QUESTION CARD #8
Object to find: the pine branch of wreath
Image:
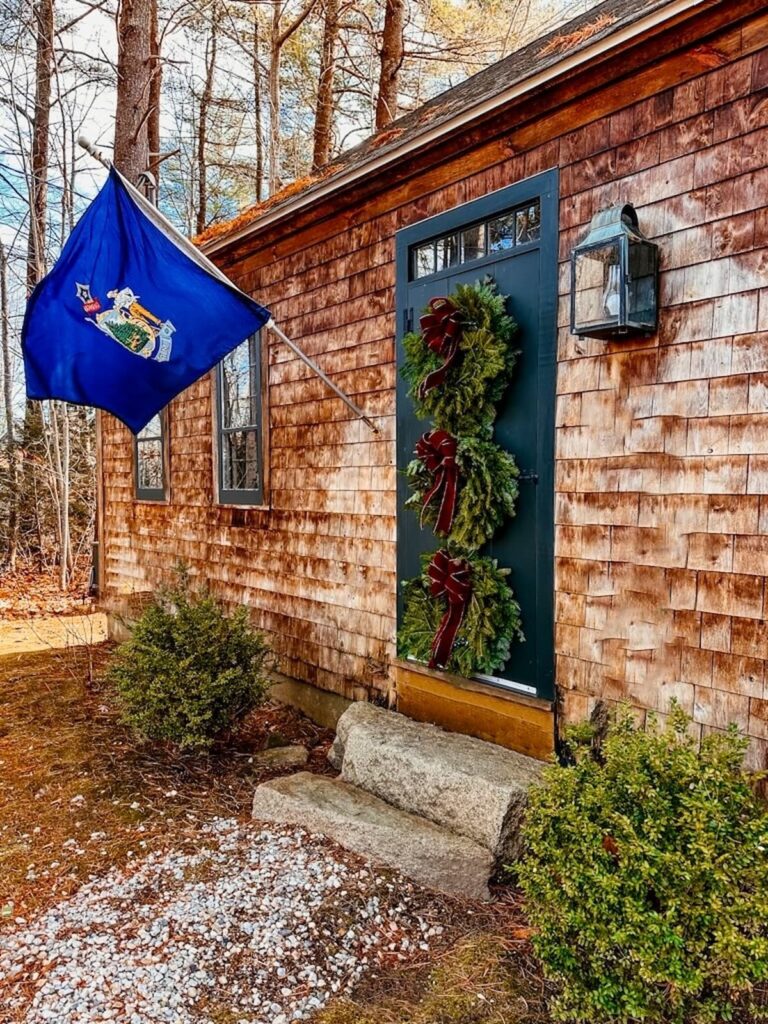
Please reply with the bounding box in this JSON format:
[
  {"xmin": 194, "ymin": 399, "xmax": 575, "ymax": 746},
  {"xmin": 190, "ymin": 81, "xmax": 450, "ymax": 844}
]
[
  {"xmin": 400, "ymin": 281, "xmax": 519, "ymax": 435},
  {"xmin": 405, "ymin": 434, "xmax": 520, "ymax": 551}
]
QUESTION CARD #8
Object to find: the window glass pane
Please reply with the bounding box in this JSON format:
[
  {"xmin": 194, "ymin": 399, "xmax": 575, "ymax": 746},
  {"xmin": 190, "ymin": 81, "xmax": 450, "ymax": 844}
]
[
  {"xmin": 137, "ymin": 414, "xmax": 161, "ymax": 440},
  {"xmin": 414, "ymin": 243, "xmax": 435, "ymax": 278},
  {"xmin": 488, "ymin": 214, "xmax": 516, "ymax": 252},
  {"xmin": 220, "ymin": 339, "xmax": 257, "ymax": 429},
  {"xmin": 435, "ymin": 234, "xmax": 459, "ymax": 271},
  {"xmin": 516, "ymin": 201, "xmax": 541, "ymax": 244},
  {"xmin": 461, "ymin": 225, "xmax": 485, "ymax": 262},
  {"xmin": 222, "ymin": 429, "xmax": 260, "ymax": 491},
  {"xmin": 137, "ymin": 439, "xmax": 163, "ymax": 490},
  {"xmin": 216, "ymin": 333, "xmax": 262, "ymax": 500}
]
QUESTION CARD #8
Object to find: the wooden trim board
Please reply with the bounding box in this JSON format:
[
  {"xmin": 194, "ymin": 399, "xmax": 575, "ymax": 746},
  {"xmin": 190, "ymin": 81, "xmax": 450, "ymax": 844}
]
[{"xmin": 394, "ymin": 659, "xmax": 555, "ymax": 761}]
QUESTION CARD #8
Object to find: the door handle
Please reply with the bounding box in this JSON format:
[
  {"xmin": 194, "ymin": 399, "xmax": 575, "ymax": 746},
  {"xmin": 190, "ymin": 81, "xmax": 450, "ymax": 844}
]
[{"xmin": 518, "ymin": 471, "xmax": 539, "ymax": 483}]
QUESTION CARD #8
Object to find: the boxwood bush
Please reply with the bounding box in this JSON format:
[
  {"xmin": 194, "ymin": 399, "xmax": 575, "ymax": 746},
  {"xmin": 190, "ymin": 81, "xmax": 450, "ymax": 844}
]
[
  {"xmin": 517, "ymin": 704, "xmax": 768, "ymax": 1024},
  {"xmin": 109, "ymin": 577, "xmax": 271, "ymax": 750}
]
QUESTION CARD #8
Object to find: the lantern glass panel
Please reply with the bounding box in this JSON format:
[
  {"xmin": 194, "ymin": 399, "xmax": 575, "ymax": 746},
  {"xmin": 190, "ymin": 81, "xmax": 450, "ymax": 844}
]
[
  {"xmin": 628, "ymin": 236, "xmax": 658, "ymax": 328},
  {"xmin": 573, "ymin": 241, "xmax": 622, "ymax": 331}
]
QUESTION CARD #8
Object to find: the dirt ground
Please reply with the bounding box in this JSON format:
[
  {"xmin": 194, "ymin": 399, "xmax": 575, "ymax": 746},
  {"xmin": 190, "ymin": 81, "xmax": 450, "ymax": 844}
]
[
  {"xmin": 0, "ymin": 643, "xmax": 552, "ymax": 1024},
  {"xmin": 0, "ymin": 613, "xmax": 107, "ymax": 657},
  {"xmin": 0, "ymin": 644, "xmax": 337, "ymax": 922}
]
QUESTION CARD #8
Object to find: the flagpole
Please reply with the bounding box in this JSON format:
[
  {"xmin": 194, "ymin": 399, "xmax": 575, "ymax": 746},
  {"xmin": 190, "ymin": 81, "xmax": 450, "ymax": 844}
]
[
  {"xmin": 77, "ymin": 136, "xmax": 111, "ymax": 169},
  {"xmin": 267, "ymin": 319, "xmax": 379, "ymax": 434},
  {"xmin": 77, "ymin": 137, "xmax": 379, "ymax": 435}
]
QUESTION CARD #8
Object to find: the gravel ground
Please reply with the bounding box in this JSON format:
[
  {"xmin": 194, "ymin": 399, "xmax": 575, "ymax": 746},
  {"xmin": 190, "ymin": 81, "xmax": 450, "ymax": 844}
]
[{"xmin": 0, "ymin": 819, "xmax": 439, "ymax": 1024}]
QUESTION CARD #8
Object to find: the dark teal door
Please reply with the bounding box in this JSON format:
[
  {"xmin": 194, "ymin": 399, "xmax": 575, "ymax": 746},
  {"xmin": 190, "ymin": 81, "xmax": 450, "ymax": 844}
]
[{"xmin": 395, "ymin": 170, "xmax": 558, "ymax": 700}]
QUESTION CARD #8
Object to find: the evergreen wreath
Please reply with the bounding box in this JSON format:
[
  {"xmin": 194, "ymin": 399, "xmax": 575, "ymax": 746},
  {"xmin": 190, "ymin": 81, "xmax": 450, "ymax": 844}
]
[
  {"xmin": 401, "ymin": 280, "xmax": 519, "ymax": 434},
  {"xmin": 398, "ymin": 550, "xmax": 524, "ymax": 677},
  {"xmin": 405, "ymin": 432, "xmax": 520, "ymax": 550}
]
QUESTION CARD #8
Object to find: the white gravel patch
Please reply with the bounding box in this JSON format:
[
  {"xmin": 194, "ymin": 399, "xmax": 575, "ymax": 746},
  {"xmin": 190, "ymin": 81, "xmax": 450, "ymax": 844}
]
[{"xmin": 0, "ymin": 819, "xmax": 437, "ymax": 1024}]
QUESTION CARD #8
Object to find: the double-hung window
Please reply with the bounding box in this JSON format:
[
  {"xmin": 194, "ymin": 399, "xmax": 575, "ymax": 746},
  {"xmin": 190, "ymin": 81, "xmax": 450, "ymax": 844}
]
[
  {"xmin": 216, "ymin": 333, "xmax": 264, "ymax": 504},
  {"xmin": 134, "ymin": 411, "xmax": 167, "ymax": 501}
]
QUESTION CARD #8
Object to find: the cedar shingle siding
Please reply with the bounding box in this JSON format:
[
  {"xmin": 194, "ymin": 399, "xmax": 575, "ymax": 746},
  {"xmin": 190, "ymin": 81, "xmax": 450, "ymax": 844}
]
[
  {"xmin": 555, "ymin": 47, "xmax": 768, "ymax": 769},
  {"xmin": 100, "ymin": 0, "xmax": 768, "ymax": 768}
]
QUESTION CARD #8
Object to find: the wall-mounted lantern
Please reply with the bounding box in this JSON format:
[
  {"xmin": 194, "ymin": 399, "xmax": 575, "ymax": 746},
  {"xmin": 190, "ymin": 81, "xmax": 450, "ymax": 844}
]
[{"xmin": 570, "ymin": 203, "xmax": 658, "ymax": 340}]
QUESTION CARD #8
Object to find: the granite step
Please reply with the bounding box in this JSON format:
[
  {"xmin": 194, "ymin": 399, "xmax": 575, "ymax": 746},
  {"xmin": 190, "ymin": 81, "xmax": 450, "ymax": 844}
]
[
  {"xmin": 252, "ymin": 771, "xmax": 494, "ymax": 900},
  {"xmin": 330, "ymin": 702, "xmax": 544, "ymax": 863}
]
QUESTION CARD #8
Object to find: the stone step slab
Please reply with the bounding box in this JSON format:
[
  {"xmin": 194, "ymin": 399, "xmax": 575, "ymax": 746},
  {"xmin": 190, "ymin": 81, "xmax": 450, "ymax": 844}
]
[
  {"xmin": 332, "ymin": 702, "xmax": 544, "ymax": 863},
  {"xmin": 251, "ymin": 771, "xmax": 493, "ymax": 900}
]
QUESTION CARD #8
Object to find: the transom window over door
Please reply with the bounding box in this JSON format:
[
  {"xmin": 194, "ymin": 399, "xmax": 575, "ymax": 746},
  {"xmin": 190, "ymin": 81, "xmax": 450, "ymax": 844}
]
[
  {"xmin": 135, "ymin": 411, "xmax": 167, "ymax": 501},
  {"xmin": 216, "ymin": 333, "xmax": 264, "ymax": 505},
  {"xmin": 411, "ymin": 197, "xmax": 542, "ymax": 279}
]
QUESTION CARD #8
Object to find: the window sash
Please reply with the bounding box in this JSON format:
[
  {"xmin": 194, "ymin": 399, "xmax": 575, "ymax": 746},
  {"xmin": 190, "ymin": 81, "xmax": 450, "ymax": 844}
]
[
  {"xmin": 410, "ymin": 197, "xmax": 542, "ymax": 281},
  {"xmin": 216, "ymin": 333, "xmax": 264, "ymax": 505},
  {"xmin": 134, "ymin": 411, "xmax": 167, "ymax": 501}
]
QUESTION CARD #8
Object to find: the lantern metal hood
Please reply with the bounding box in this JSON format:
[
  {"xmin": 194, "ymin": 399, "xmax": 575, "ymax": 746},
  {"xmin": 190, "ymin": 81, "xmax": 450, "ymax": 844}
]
[{"xmin": 570, "ymin": 203, "xmax": 659, "ymax": 341}]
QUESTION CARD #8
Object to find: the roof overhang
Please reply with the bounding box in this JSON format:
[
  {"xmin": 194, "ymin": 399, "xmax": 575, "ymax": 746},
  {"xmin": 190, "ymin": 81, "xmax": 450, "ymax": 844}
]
[{"xmin": 202, "ymin": 0, "xmax": 710, "ymax": 256}]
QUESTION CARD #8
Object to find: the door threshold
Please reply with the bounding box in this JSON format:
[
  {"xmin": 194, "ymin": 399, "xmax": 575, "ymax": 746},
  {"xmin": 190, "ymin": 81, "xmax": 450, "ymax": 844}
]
[{"xmin": 393, "ymin": 658, "xmax": 555, "ymax": 760}]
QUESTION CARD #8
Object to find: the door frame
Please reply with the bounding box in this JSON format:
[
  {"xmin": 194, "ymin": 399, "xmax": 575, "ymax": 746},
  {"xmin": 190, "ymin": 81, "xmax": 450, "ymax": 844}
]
[{"xmin": 394, "ymin": 167, "xmax": 559, "ymax": 701}]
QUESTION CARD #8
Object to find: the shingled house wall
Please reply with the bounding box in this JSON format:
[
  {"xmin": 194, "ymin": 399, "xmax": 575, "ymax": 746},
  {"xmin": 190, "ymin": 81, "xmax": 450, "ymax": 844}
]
[
  {"xmin": 554, "ymin": 50, "xmax": 768, "ymax": 771},
  {"xmin": 99, "ymin": 9, "xmax": 768, "ymax": 768}
]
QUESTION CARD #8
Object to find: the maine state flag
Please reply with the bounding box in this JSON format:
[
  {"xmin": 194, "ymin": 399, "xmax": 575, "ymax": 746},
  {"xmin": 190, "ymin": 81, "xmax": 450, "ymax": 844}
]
[{"xmin": 22, "ymin": 167, "xmax": 271, "ymax": 434}]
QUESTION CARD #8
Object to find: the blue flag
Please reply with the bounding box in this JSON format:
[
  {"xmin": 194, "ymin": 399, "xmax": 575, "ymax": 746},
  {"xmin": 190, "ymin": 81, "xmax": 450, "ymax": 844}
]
[{"xmin": 22, "ymin": 167, "xmax": 271, "ymax": 434}]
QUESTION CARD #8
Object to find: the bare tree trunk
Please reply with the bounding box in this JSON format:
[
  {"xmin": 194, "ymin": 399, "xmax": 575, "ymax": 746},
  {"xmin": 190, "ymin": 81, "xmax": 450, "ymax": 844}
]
[
  {"xmin": 312, "ymin": 0, "xmax": 339, "ymax": 171},
  {"xmin": 58, "ymin": 115, "xmax": 75, "ymax": 240},
  {"xmin": 252, "ymin": 9, "xmax": 264, "ymax": 202},
  {"xmin": 375, "ymin": 0, "xmax": 404, "ymax": 129},
  {"xmin": 45, "ymin": 402, "xmax": 72, "ymax": 589},
  {"xmin": 0, "ymin": 241, "xmax": 18, "ymax": 571},
  {"xmin": 59, "ymin": 130, "xmax": 67, "ymax": 246},
  {"xmin": 67, "ymin": 119, "xmax": 76, "ymax": 233},
  {"xmin": 47, "ymin": 403, "xmax": 63, "ymax": 585},
  {"xmin": 148, "ymin": 0, "xmax": 162, "ymax": 186},
  {"xmin": 196, "ymin": 4, "xmax": 218, "ymax": 235},
  {"xmin": 62, "ymin": 405, "xmax": 71, "ymax": 577},
  {"xmin": 268, "ymin": 0, "xmax": 282, "ymax": 195},
  {"xmin": 20, "ymin": 0, "xmax": 53, "ymax": 574},
  {"xmin": 267, "ymin": 0, "xmax": 319, "ymax": 195},
  {"xmin": 26, "ymin": 0, "xmax": 54, "ymax": 292},
  {"xmin": 114, "ymin": 0, "xmax": 153, "ymax": 182}
]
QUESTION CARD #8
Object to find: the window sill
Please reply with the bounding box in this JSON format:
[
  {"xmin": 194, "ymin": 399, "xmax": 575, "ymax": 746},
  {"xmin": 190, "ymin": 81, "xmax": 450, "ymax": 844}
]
[{"xmin": 216, "ymin": 502, "xmax": 271, "ymax": 512}]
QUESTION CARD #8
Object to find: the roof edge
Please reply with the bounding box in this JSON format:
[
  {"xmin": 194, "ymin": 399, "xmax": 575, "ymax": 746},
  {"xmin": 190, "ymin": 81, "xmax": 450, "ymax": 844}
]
[{"xmin": 203, "ymin": 0, "xmax": 705, "ymax": 256}]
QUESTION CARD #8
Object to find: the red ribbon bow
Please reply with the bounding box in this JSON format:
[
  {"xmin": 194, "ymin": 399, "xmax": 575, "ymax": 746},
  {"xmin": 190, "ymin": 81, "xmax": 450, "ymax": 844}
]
[
  {"xmin": 427, "ymin": 549, "xmax": 473, "ymax": 669},
  {"xmin": 415, "ymin": 429, "xmax": 459, "ymax": 536},
  {"xmin": 417, "ymin": 297, "xmax": 463, "ymax": 399}
]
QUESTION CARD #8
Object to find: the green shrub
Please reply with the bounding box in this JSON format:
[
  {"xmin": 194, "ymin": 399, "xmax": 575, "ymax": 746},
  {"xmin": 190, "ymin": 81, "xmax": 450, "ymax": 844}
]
[
  {"xmin": 108, "ymin": 577, "xmax": 271, "ymax": 750},
  {"xmin": 517, "ymin": 704, "xmax": 768, "ymax": 1024}
]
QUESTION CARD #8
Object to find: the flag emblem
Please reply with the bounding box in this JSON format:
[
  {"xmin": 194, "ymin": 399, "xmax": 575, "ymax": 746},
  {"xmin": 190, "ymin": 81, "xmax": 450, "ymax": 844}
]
[{"xmin": 77, "ymin": 283, "xmax": 175, "ymax": 362}]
